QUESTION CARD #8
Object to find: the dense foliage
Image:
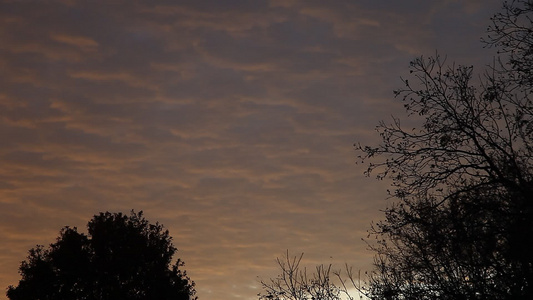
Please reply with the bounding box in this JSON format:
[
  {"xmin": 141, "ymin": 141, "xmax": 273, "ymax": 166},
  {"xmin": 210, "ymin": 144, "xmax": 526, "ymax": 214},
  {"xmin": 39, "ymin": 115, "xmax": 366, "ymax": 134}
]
[{"xmin": 7, "ymin": 211, "xmax": 196, "ymax": 300}]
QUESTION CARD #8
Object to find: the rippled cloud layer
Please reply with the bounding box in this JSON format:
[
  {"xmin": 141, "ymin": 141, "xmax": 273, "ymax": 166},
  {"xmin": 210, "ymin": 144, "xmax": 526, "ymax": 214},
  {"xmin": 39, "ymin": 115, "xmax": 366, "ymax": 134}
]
[{"xmin": 0, "ymin": 1, "xmax": 500, "ymax": 299}]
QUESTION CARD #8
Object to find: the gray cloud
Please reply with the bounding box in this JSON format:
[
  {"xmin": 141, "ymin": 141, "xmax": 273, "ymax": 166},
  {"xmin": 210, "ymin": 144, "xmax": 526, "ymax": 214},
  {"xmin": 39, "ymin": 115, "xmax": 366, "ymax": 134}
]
[{"xmin": 0, "ymin": 1, "xmax": 503, "ymax": 299}]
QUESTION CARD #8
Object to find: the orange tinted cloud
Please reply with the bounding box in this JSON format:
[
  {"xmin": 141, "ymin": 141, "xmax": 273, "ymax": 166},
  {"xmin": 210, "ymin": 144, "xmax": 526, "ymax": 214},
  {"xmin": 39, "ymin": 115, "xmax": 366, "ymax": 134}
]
[
  {"xmin": 0, "ymin": 1, "xmax": 502, "ymax": 300},
  {"xmin": 50, "ymin": 34, "xmax": 99, "ymax": 49}
]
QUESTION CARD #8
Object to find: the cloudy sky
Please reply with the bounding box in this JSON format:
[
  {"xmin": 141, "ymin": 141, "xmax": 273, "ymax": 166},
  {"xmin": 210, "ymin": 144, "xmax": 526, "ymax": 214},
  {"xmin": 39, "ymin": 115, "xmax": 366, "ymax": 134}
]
[{"xmin": 0, "ymin": 1, "xmax": 503, "ymax": 299}]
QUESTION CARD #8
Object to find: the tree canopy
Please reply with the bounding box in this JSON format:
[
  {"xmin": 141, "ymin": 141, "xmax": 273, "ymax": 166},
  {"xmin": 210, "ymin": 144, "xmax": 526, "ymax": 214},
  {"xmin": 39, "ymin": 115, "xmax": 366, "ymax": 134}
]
[{"xmin": 7, "ymin": 211, "xmax": 196, "ymax": 300}]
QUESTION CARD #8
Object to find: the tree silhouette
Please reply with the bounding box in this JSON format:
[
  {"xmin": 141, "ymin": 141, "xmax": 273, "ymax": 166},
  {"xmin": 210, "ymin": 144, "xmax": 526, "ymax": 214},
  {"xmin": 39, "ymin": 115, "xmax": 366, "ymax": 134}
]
[
  {"xmin": 356, "ymin": 0, "xmax": 533, "ymax": 298},
  {"xmin": 7, "ymin": 211, "xmax": 196, "ymax": 300},
  {"xmin": 258, "ymin": 252, "xmax": 360, "ymax": 300},
  {"xmin": 257, "ymin": 1, "xmax": 533, "ymax": 298}
]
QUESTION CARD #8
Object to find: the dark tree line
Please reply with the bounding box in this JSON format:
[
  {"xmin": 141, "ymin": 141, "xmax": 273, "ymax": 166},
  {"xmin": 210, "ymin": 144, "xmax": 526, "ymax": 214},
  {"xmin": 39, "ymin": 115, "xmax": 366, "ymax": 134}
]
[
  {"xmin": 7, "ymin": 211, "xmax": 196, "ymax": 300},
  {"xmin": 260, "ymin": 1, "xmax": 533, "ymax": 299}
]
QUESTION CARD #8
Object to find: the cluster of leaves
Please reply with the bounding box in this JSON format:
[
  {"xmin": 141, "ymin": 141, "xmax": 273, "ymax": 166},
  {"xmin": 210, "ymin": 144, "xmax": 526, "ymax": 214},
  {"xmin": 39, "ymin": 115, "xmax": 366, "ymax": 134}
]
[{"xmin": 7, "ymin": 211, "xmax": 196, "ymax": 300}]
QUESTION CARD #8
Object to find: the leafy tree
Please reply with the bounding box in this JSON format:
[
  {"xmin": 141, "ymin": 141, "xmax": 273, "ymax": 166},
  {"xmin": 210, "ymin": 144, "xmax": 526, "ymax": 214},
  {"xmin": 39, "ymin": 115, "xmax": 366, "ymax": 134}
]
[
  {"xmin": 356, "ymin": 0, "xmax": 533, "ymax": 299},
  {"xmin": 7, "ymin": 211, "xmax": 196, "ymax": 300}
]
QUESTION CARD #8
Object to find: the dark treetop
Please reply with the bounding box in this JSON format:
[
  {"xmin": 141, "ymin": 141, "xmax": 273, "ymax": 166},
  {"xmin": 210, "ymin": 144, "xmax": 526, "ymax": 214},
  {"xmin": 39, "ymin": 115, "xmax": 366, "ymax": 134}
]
[{"xmin": 7, "ymin": 211, "xmax": 196, "ymax": 300}]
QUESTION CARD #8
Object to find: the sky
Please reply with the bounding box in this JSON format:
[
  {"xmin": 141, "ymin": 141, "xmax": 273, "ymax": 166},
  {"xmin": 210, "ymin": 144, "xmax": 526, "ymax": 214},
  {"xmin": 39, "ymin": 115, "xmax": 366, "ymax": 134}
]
[{"xmin": 0, "ymin": 1, "xmax": 503, "ymax": 299}]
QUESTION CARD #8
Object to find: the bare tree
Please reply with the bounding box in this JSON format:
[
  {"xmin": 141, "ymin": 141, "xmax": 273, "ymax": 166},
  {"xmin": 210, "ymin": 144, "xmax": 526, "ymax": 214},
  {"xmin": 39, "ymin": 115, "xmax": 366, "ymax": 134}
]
[
  {"xmin": 258, "ymin": 252, "xmax": 362, "ymax": 300},
  {"xmin": 260, "ymin": 1, "xmax": 533, "ymax": 299},
  {"xmin": 357, "ymin": 1, "xmax": 533, "ymax": 299},
  {"xmin": 485, "ymin": 0, "xmax": 533, "ymax": 87}
]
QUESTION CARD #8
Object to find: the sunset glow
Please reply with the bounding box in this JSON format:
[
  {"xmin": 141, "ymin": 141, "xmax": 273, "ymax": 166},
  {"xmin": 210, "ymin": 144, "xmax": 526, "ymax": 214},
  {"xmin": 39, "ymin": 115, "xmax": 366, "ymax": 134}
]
[{"xmin": 0, "ymin": 1, "xmax": 502, "ymax": 299}]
